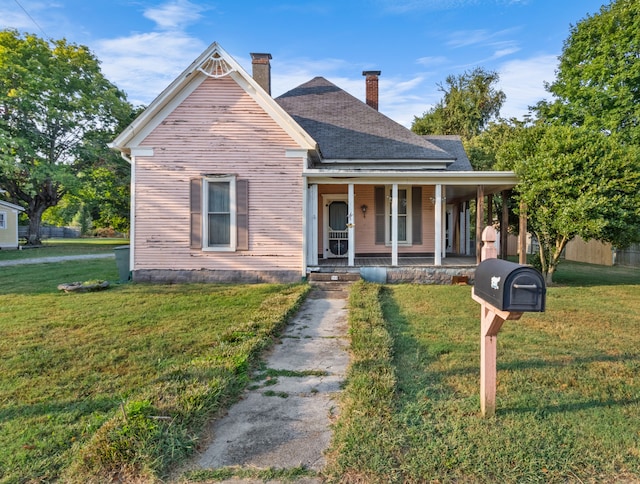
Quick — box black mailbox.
[474,259,546,312]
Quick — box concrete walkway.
[186,286,350,482]
[0,253,115,267]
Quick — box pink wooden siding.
[317,184,436,255]
[133,76,304,272]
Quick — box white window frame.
[385,186,412,246]
[0,211,6,229]
[203,175,236,251]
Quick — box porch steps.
[307,272,361,299]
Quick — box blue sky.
[3,0,607,127]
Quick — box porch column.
[392,183,398,266]
[519,201,527,264]
[307,183,318,266]
[434,184,442,266]
[348,183,355,267]
[501,190,509,259]
[476,185,485,264]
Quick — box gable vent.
[198,51,235,78]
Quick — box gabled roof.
[0,200,24,212]
[275,77,456,165]
[110,42,318,157]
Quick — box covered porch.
[303,170,521,278]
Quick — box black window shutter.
[412,186,422,245]
[190,178,202,249]
[236,179,248,251]
[375,186,385,245]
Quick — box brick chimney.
[250,53,272,95]
[362,70,381,110]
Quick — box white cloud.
[416,56,448,67]
[144,0,206,31]
[93,0,209,106]
[96,32,206,106]
[497,54,558,119]
[447,27,520,49]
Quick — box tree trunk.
[545,266,555,286]
[25,204,46,246]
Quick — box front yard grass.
[327,263,640,483]
[0,258,308,483]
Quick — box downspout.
[120,151,135,279]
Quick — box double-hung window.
[386,186,411,245]
[204,176,236,250]
[0,211,6,229]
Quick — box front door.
[323,197,349,258]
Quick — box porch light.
[360,204,368,217]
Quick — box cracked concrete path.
[188,287,350,481]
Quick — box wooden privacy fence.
[564,237,640,268]
[18,226,81,239]
[616,244,640,267]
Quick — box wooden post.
[519,201,527,265]
[487,194,493,228]
[501,190,509,259]
[473,226,522,417]
[476,185,484,264]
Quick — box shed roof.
[276,77,456,164]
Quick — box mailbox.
[474,259,546,312]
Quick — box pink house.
[110,42,518,283]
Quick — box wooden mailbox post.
[472,226,546,416]
[472,226,522,417]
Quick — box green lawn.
[0,253,308,483]
[326,262,640,483]
[3,246,639,483]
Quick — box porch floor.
[313,256,476,268]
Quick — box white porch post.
[348,183,355,267]
[442,191,447,261]
[434,184,443,266]
[466,203,472,255]
[307,183,318,266]
[392,183,398,266]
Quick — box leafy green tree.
[497,125,640,284]
[0,30,131,244]
[535,0,640,142]
[464,118,531,170]
[412,67,506,140]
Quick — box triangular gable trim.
[110,42,318,157]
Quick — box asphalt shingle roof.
[424,135,473,171]
[276,77,458,163]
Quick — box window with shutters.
[190,176,248,252]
